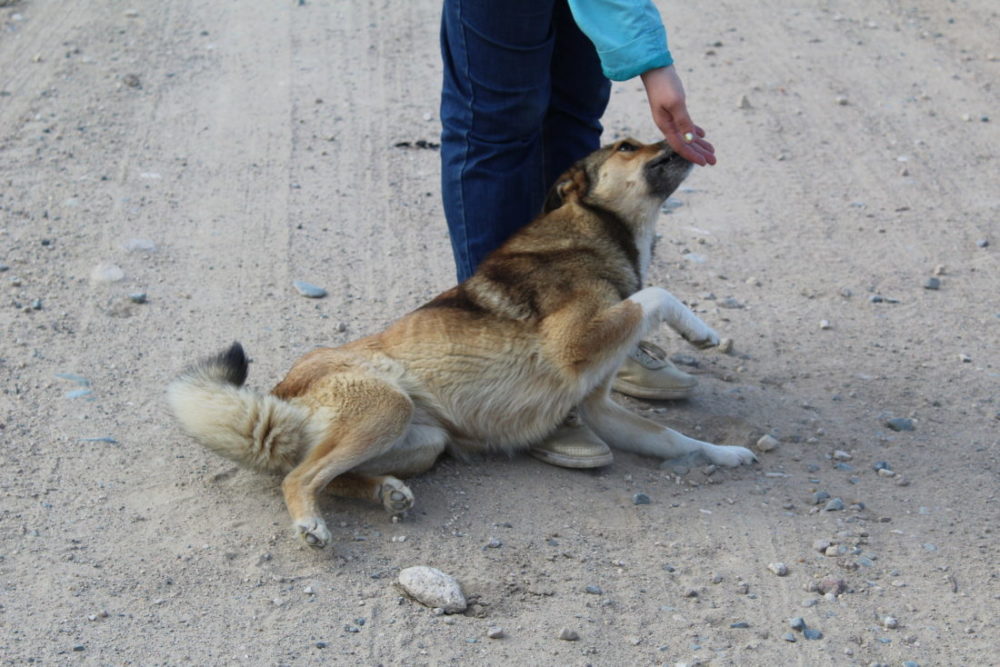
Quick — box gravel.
[768,562,789,576]
[886,417,915,432]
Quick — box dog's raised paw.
[378,477,414,515]
[295,517,332,549]
[703,444,757,467]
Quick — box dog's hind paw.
[295,517,332,549]
[377,477,414,515]
[703,444,757,467]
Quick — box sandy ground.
[1,0,998,664]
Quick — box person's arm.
[567,0,716,165]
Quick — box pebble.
[789,617,806,631]
[293,280,327,298]
[768,562,788,576]
[782,632,797,642]
[487,626,504,639]
[585,585,603,595]
[315,641,327,649]
[558,628,579,641]
[811,491,831,505]
[718,296,744,309]
[903,662,919,667]
[738,94,753,109]
[817,577,846,595]
[0,263,8,272]
[91,262,125,283]
[729,621,749,629]
[632,492,651,505]
[813,539,832,553]
[958,353,972,363]
[486,537,502,548]
[718,337,734,353]
[923,277,940,290]
[803,627,823,640]
[819,319,831,330]
[886,418,915,432]
[835,96,849,105]
[976,239,989,248]
[877,468,895,478]
[397,566,466,613]
[883,616,899,629]
[873,461,892,472]
[824,498,844,512]
[756,434,779,452]
[122,238,157,252]
[832,450,852,461]
[128,292,148,304]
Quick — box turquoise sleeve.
[567,0,674,81]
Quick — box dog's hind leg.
[324,473,415,514]
[580,388,756,467]
[281,380,414,549]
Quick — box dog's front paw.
[295,517,332,549]
[377,477,414,515]
[703,444,757,467]
[684,325,720,349]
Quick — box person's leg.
[543,1,612,188]
[440,0,557,283]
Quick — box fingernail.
[683,132,694,143]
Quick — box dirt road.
[1,0,997,664]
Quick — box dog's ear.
[542,165,590,214]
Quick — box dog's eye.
[617,142,638,153]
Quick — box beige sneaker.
[529,410,614,469]
[612,340,697,400]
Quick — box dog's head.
[543,138,692,218]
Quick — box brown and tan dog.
[167,138,756,548]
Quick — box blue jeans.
[440,0,612,282]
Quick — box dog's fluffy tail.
[167,342,323,473]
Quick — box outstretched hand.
[640,66,716,166]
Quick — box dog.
[167,138,756,549]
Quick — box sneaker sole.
[612,378,694,401]
[528,449,614,469]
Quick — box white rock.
[768,562,789,576]
[398,566,466,613]
[91,262,125,283]
[756,435,779,452]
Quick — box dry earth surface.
[1,0,998,665]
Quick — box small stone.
[768,562,788,576]
[315,641,327,649]
[819,319,832,330]
[803,627,823,640]
[738,94,753,109]
[755,435,779,452]
[886,418,915,432]
[923,277,940,290]
[293,280,327,298]
[877,468,895,478]
[824,498,845,512]
[397,566,466,613]
[813,539,832,553]
[873,461,892,471]
[585,585,603,595]
[91,262,125,283]
[128,292,148,304]
[976,239,989,248]
[903,662,919,667]
[958,354,972,363]
[303,586,314,595]
[718,337,734,353]
[835,96,849,105]
[487,626,504,639]
[558,628,579,641]
[729,621,749,628]
[832,450,852,461]
[783,632,797,642]
[122,73,141,88]
[486,537,502,548]
[736,582,749,594]
[122,238,157,252]
[811,491,831,505]
[30,298,43,310]
[683,588,699,598]
[718,296,744,309]
[817,577,846,595]
[73,645,86,652]
[825,545,841,557]
[789,617,806,631]
[883,616,899,629]
[632,492,651,505]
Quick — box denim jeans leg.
[440,0,557,283]
[544,1,612,189]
